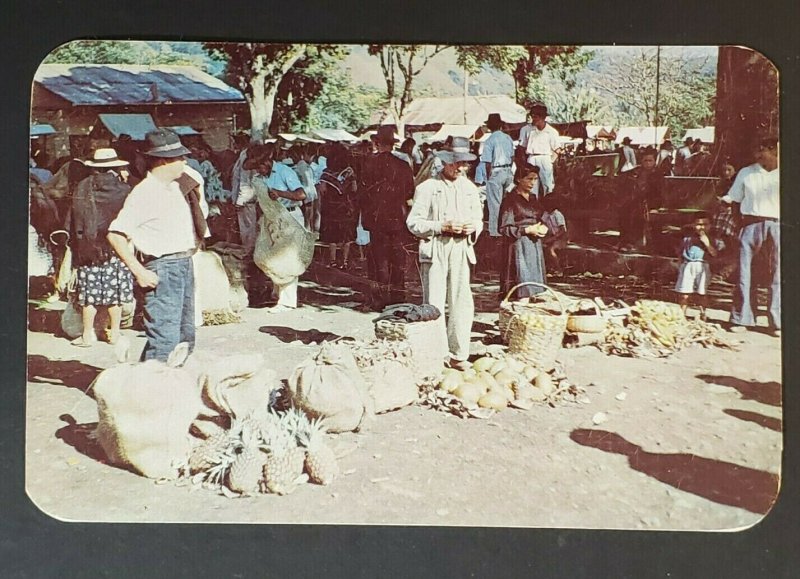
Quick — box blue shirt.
[261,161,304,210]
[480,131,514,167]
[681,235,706,262]
[311,156,327,184]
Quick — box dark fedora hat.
[485,113,504,127]
[372,125,399,145]
[142,128,191,158]
[530,103,548,117]
[621,136,632,144]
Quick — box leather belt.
[139,248,196,265]
[493,164,512,169]
[742,215,778,225]
[530,153,550,156]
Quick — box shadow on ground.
[258,325,349,344]
[723,409,782,432]
[570,428,779,515]
[27,355,102,398]
[55,414,110,464]
[696,374,782,407]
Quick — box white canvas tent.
[426,124,481,143]
[615,126,669,146]
[312,128,360,143]
[681,127,715,144]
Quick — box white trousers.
[420,237,474,361]
[275,276,299,308]
[528,155,555,193]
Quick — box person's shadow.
[570,428,779,515]
[696,374,782,407]
[258,325,346,345]
[27,355,103,398]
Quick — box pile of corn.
[600,300,738,358]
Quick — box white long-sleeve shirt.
[726,162,779,219]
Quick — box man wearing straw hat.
[108,129,208,362]
[407,142,484,371]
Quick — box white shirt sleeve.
[726,167,747,204]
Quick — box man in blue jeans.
[108,129,208,361]
[726,136,780,337]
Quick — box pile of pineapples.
[183,408,339,497]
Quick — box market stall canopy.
[371,95,526,128]
[586,125,616,140]
[167,125,201,136]
[311,128,360,142]
[682,126,715,144]
[34,64,245,106]
[426,124,481,143]
[615,126,670,146]
[96,113,157,140]
[30,124,56,137]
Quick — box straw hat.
[84,148,129,168]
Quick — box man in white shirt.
[108,129,209,361]
[727,137,780,336]
[620,137,638,173]
[524,104,560,195]
[407,146,483,370]
[481,114,515,237]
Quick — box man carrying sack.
[108,129,209,362]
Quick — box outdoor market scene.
[26,42,781,529]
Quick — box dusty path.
[25,271,782,529]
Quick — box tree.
[367,44,448,136]
[203,43,309,142]
[593,48,715,138]
[44,40,204,67]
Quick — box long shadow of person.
[27,355,103,398]
[696,374,782,407]
[259,325,346,345]
[570,428,779,515]
[723,409,782,433]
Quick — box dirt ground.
[25,265,782,530]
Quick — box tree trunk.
[248,71,269,143]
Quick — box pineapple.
[227,419,266,494]
[262,422,305,495]
[298,418,339,485]
[188,428,233,474]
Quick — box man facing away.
[406,144,483,371]
[524,104,560,195]
[360,126,415,309]
[107,129,209,362]
[481,113,515,238]
[727,136,780,337]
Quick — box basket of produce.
[501,283,567,371]
[374,304,448,380]
[566,299,607,334]
[499,282,563,338]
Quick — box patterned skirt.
[75,255,134,307]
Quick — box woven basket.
[501,282,567,371]
[374,316,448,380]
[499,282,563,338]
[566,300,607,334]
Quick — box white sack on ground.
[192,250,235,327]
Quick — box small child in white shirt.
[541,194,567,277]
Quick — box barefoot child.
[541,194,567,277]
[675,214,717,320]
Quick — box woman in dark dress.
[499,163,549,299]
[318,143,358,269]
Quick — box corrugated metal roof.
[615,126,669,146]
[372,95,527,127]
[682,127,715,143]
[34,64,244,106]
[97,113,157,140]
[30,124,56,137]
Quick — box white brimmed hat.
[84,148,129,168]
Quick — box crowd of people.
[28,103,780,368]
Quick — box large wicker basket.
[374,316,448,380]
[500,282,567,371]
[566,300,607,334]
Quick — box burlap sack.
[193,353,279,419]
[93,343,204,479]
[207,242,249,313]
[252,184,315,286]
[288,343,374,433]
[192,250,235,326]
[360,359,418,414]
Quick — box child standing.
[541,194,568,277]
[675,214,717,320]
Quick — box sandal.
[340,260,350,270]
[329,261,339,269]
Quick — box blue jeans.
[141,256,195,362]
[731,220,780,329]
[486,167,514,236]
